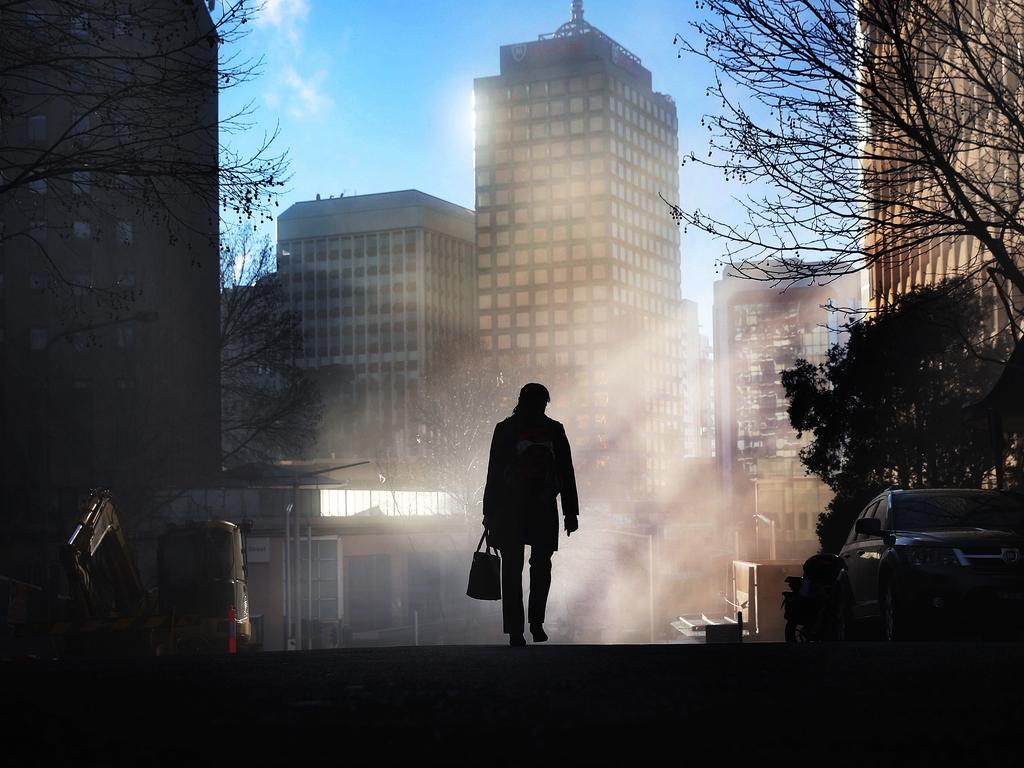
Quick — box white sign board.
[246,537,271,564]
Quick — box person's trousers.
[501,545,554,634]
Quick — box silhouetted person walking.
[483,383,579,646]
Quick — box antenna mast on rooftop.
[571,1,584,22]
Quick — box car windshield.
[894,493,1024,531]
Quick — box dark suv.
[839,488,1024,639]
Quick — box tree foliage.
[678,0,1024,336]
[782,281,1004,551]
[220,226,320,467]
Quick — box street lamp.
[596,528,655,643]
[283,461,369,651]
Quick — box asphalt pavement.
[5,642,1022,766]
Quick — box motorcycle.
[782,553,850,642]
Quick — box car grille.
[958,548,1024,573]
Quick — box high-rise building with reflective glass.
[474,3,685,511]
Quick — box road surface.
[5,642,1022,765]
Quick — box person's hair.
[513,382,550,415]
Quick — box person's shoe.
[509,633,526,647]
[530,623,548,642]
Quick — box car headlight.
[904,547,963,567]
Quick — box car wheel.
[827,599,848,642]
[882,579,903,641]
[785,621,806,642]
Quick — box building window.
[116,221,133,245]
[29,328,48,350]
[28,115,47,142]
[72,171,91,195]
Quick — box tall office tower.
[1,1,220,580]
[859,2,1023,328]
[679,300,702,458]
[697,334,715,459]
[713,267,860,556]
[277,191,476,457]
[474,2,685,513]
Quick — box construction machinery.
[57,489,251,655]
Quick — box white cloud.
[255,0,310,43]
[280,65,332,118]
[253,1,332,120]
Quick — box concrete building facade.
[473,3,686,511]
[276,191,476,456]
[0,1,220,584]
[713,268,860,557]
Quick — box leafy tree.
[782,281,1004,551]
[220,226,321,466]
[676,0,1024,337]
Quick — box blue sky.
[221,0,741,332]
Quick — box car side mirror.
[855,517,882,537]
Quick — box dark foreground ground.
[5,642,1023,766]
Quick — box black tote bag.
[466,530,501,600]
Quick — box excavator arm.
[60,490,147,620]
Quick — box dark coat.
[482,414,579,552]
